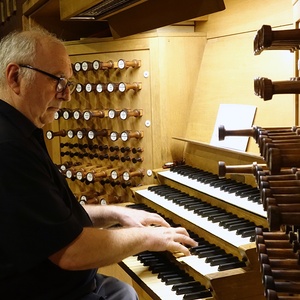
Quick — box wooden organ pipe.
[254,77,300,101]
[83,109,107,120]
[87,129,109,140]
[84,83,105,93]
[259,252,300,269]
[108,109,121,119]
[267,204,300,231]
[75,165,105,181]
[91,60,114,71]
[73,60,115,72]
[119,108,143,120]
[218,125,257,141]
[257,171,299,188]
[218,124,299,144]
[219,125,300,174]
[117,59,141,69]
[268,148,300,174]
[75,83,84,93]
[106,82,118,93]
[120,130,144,141]
[120,146,144,153]
[265,288,300,300]
[254,24,300,55]
[46,129,66,140]
[118,82,142,92]
[86,168,114,183]
[261,141,300,161]
[218,160,267,177]
[78,191,105,205]
[109,146,119,152]
[60,108,73,120]
[73,109,84,120]
[122,169,145,181]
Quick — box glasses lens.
[57,78,76,94]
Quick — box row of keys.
[46,129,144,141]
[55,108,143,120]
[75,82,142,94]
[73,59,141,72]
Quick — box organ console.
[35,2,300,295]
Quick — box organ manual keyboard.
[117,138,268,300]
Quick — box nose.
[57,87,71,102]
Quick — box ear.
[6,63,21,94]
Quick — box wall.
[184,0,295,154]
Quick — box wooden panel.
[195,0,294,39]
[185,30,295,154]
[293,0,300,23]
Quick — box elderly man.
[0,28,196,299]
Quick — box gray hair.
[0,28,63,89]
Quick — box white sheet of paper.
[210,104,257,151]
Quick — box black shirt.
[0,100,97,299]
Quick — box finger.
[176,233,198,248]
[143,214,171,228]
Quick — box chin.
[40,114,55,126]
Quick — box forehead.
[35,38,72,76]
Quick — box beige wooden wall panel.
[184,0,295,155]
[196,0,293,38]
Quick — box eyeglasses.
[19,64,76,94]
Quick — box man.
[0,28,197,299]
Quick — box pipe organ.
[39,19,300,300]
[29,0,299,299]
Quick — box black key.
[172,280,203,291]
[176,284,207,295]
[166,276,193,285]
[218,260,246,271]
[183,289,212,300]
[210,256,239,266]
[205,253,233,263]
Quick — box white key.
[159,170,267,218]
[136,189,252,247]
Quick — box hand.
[117,206,170,228]
[84,204,171,228]
[145,226,198,256]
